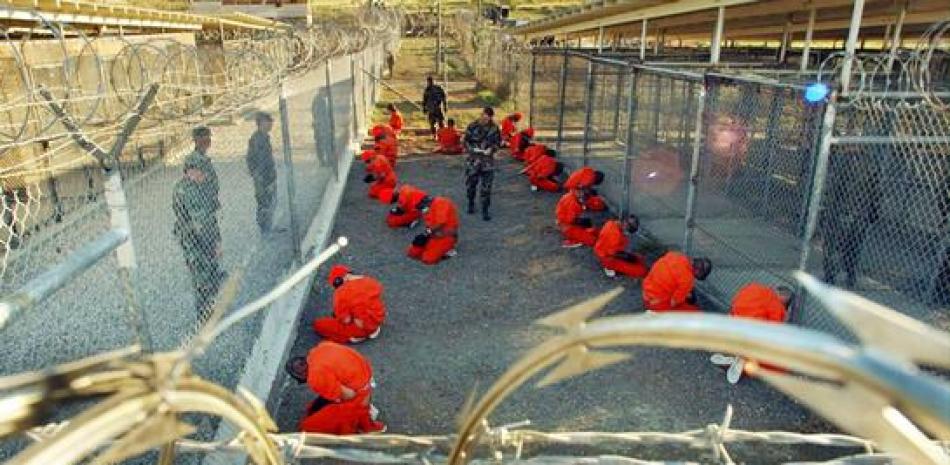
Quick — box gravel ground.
[271,152,848,463]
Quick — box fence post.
[324,58,339,181]
[612,67,624,140]
[581,59,595,166]
[682,76,708,253]
[794,93,838,323]
[555,48,569,153]
[278,81,302,263]
[350,55,359,138]
[621,67,639,217]
[528,52,537,127]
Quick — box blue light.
[804,82,830,103]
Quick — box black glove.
[390,206,405,215]
[412,233,430,247]
[587,188,599,196]
[615,251,638,262]
[574,217,593,228]
[363,174,375,183]
[686,292,697,305]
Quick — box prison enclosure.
[0,12,400,401]
[517,47,949,339]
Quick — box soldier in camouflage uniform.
[174,126,225,322]
[463,107,502,221]
[246,112,277,233]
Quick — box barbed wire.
[25,416,887,465]
[0,6,402,168]
[815,19,950,108]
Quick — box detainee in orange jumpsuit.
[432,118,464,154]
[387,104,404,135]
[522,142,548,165]
[370,124,398,166]
[711,283,792,383]
[641,251,712,312]
[286,341,385,434]
[510,128,535,160]
[556,190,600,248]
[564,167,607,211]
[380,184,428,228]
[500,112,523,145]
[525,152,564,192]
[594,215,648,278]
[364,153,396,200]
[312,264,386,344]
[407,195,459,265]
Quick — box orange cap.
[360,150,376,162]
[370,125,385,138]
[513,112,524,121]
[524,127,535,137]
[327,264,350,287]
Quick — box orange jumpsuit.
[298,342,383,434]
[407,196,459,265]
[501,115,519,143]
[366,156,396,200]
[435,127,464,154]
[389,110,404,134]
[594,220,647,278]
[556,192,600,246]
[371,125,399,166]
[312,276,386,343]
[564,167,606,211]
[522,144,546,165]
[642,251,700,312]
[386,184,427,228]
[730,283,788,374]
[526,156,561,192]
[510,129,534,160]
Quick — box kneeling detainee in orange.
[594,215,647,279]
[286,342,385,434]
[556,190,600,248]
[710,283,792,383]
[642,251,712,312]
[381,184,427,228]
[406,195,459,265]
[312,264,386,344]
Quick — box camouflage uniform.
[173,157,224,321]
[463,120,502,218]
[246,129,277,232]
[183,149,219,200]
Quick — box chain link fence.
[450,11,530,109]
[0,8,398,388]
[528,48,950,338]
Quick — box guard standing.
[246,112,277,233]
[463,107,502,221]
[173,154,225,323]
[422,76,447,137]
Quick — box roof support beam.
[516,0,756,39]
[710,6,724,64]
[800,3,816,72]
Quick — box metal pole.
[797,94,837,274]
[839,0,866,96]
[779,17,792,64]
[683,79,708,253]
[555,48,569,153]
[621,68,639,218]
[528,52,537,127]
[350,55,359,137]
[597,25,604,53]
[639,19,647,61]
[612,66,624,139]
[278,82,302,262]
[437,0,443,74]
[710,6,725,65]
[581,60,595,166]
[0,229,129,329]
[886,1,906,71]
[324,59,339,181]
[653,30,661,56]
[801,5,817,73]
